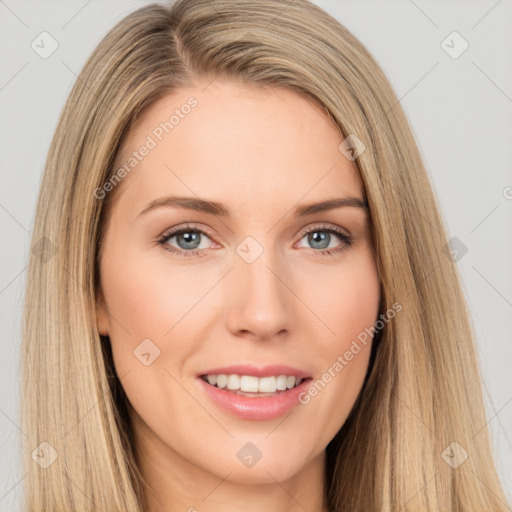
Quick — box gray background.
[1,0,511,510]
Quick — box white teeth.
[216,374,227,389]
[258,376,276,393]
[240,375,259,392]
[226,374,240,390]
[203,374,304,393]
[276,375,287,391]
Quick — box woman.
[21,0,509,510]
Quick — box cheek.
[98,246,189,388]
[99,242,226,415]
[327,267,379,341]
[100,244,209,343]
[305,248,380,347]
[99,247,209,428]
[295,249,380,428]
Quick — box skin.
[96,80,380,512]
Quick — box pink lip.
[197,364,311,379]
[196,367,312,421]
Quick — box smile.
[200,374,304,395]
[196,365,313,421]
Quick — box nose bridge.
[226,236,293,339]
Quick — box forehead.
[111,80,363,217]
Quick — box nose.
[225,246,295,342]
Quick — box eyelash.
[157,222,353,258]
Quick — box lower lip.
[197,377,312,421]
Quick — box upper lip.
[198,364,312,379]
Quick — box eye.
[157,222,353,258]
[296,223,353,256]
[157,223,214,258]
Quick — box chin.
[214,458,307,485]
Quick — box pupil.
[309,231,329,249]
[178,232,200,249]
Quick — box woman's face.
[97,80,380,486]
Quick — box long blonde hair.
[21,0,509,510]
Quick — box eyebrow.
[138,195,369,218]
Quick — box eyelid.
[294,223,353,253]
[158,222,216,243]
[299,223,351,239]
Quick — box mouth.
[199,373,307,397]
[196,365,313,421]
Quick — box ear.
[96,286,110,336]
